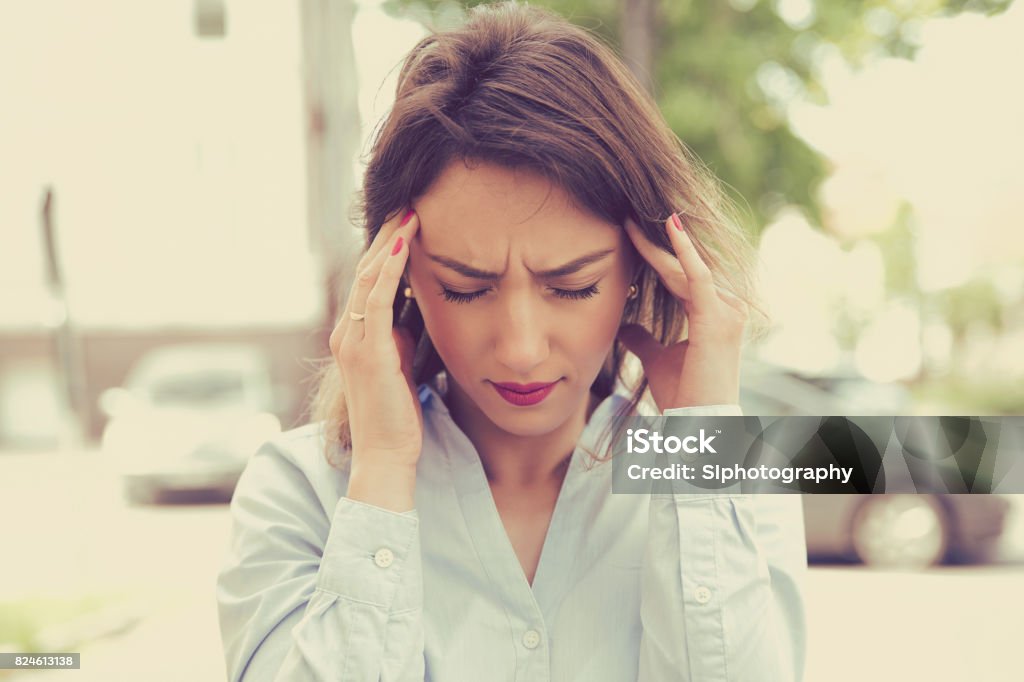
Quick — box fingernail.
[400,209,415,226]
[391,236,404,255]
[671,213,683,231]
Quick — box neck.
[444,380,601,488]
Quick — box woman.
[217,2,807,680]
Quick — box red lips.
[492,382,557,393]
[490,380,560,407]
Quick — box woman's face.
[406,160,637,438]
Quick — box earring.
[403,286,415,299]
[626,283,638,300]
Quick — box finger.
[364,231,411,343]
[364,212,419,339]
[665,213,717,310]
[336,208,411,345]
[342,211,421,343]
[339,231,396,350]
[331,209,417,370]
[355,207,416,273]
[623,217,692,300]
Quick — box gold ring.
[349,311,366,321]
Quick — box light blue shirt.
[217,380,807,681]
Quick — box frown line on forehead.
[425,248,616,281]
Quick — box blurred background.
[1,0,1022,680]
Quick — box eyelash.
[440,284,601,305]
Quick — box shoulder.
[232,421,349,522]
[267,420,338,467]
[254,421,342,476]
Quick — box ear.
[621,221,644,285]
[626,249,646,293]
[400,267,414,297]
[629,259,643,286]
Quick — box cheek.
[588,300,628,349]
[407,283,474,358]
[561,294,628,365]
[592,267,632,339]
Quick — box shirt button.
[694,585,712,604]
[522,629,542,649]
[373,548,394,568]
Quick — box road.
[0,450,230,680]
[2,450,1023,681]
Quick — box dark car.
[802,493,1009,568]
[739,360,1011,568]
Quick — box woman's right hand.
[329,208,422,510]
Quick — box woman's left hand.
[618,213,749,411]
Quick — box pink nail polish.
[391,236,404,256]
[671,213,683,231]
[400,209,415,226]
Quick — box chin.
[489,411,567,438]
[480,386,581,437]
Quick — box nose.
[492,289,550,377]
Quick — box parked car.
[802,493,1010,568]
[99,343,285,504]
[739,359,1011,568]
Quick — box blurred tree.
[871,202,919,298]
[380,0,1014,234]
[620,0,656,86]
[936,279,1005,340]
[301,0,364,350]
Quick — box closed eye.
[440,284,601,304]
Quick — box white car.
[99,343,284,504]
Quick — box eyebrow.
[425,248,616,281]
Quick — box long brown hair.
[305,0,767,467]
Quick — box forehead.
[413,161,619,255]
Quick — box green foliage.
[870,202,919,297]
[911,374,1024,413]
[0,594,117,654]
[935,279,1006,336]
[381,0,1014,233]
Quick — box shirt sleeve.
[638,404,808,682]
[216,438,425,681]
